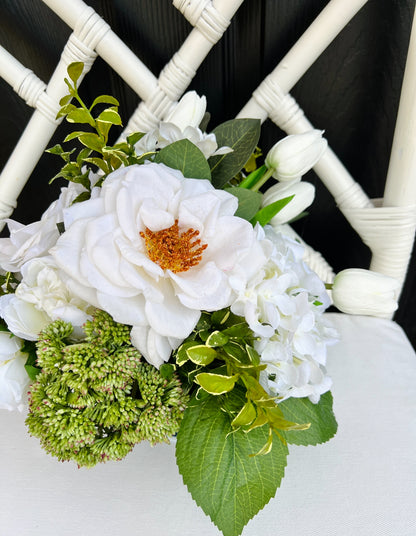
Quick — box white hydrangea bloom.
[230,225,336,403]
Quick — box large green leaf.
[176,389,288,536]
[209,119,261,188]
[279,391,337,446]
[155,139,211,180]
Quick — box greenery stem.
[250,167,275,192]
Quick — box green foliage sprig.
[47,62,149,202]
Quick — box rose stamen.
[140,219,207,273]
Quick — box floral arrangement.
[0,63,338,536]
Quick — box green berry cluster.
[26,311,188,467]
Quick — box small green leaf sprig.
[48,62,148,203]
[174,309,309,456]
[26,311,189,467]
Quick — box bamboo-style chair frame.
[0,0,415,316]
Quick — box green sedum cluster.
[26,311,188,467]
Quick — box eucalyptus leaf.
[209,119,261,188]
[154,139,211,180]
[224,187,262,221]
[176,389,288,536]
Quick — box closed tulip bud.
[262,180,315,225]
[331,268,399,316]
[164,91,207,131]
[265,130,327,182]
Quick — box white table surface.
[1,313,416,536]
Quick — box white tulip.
[164,91,206,131]
[0,331,30,411]
[262,181,315,225]
[265,130,327,182]
[331,268,399,315]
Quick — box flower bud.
[265,130,327,182]
[262,181,315,225]
[164,91,207,131]
[331,268,399,316]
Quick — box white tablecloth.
[1,313,416,535]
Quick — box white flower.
[51,162,257,367]
[0,294,50,340]
[15,256,93,328]
[331,268,399,315]
[135,92,231,159]
[265,130,327,182]
[230,225,334,403]
[164,91,206,131]
[0,331,30,411]
[0,181,89,272]
[262,180,315,224]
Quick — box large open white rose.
[51,163,257,367]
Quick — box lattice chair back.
[1,0,416,319]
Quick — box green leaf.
[195,372,239,395]
[83,157,110,174]
[90,95,120,110]
[154,139,211,181]
[78,133,104,153]
[56,103,77,119]
[224,187,262,221]
[186,345,218,366]
[250,195,294,226]
[66,108,95,126]
[279,391,338,446]
[63,131,91,143]
[176,389,288,536]
[239,164,267,189]
[67,62,84,84]
[97,108,122,125]
[205,330,229,347]
[126,132,145,146]
[59,94,72,106]
[209,119,261,188]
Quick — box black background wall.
[1,0,415,347]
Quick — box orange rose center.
[140,219,207,273]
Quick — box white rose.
[0,181,88,272]
[0,331,30,411]
[16,256,92,327]
[0,294,50,340]
[52,162,257,366]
